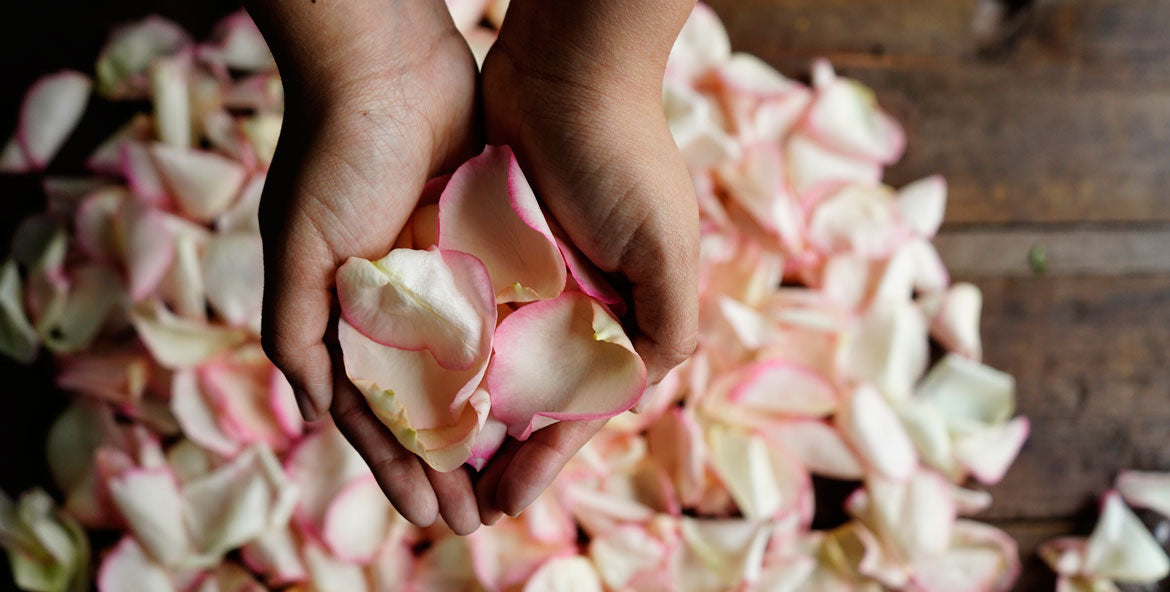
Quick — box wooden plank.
[965,275,1170,520]
[706,0,1170,224]
[935,227,1170,276]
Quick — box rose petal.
[468,412,508,471]
[12,71,92,170]
[954,417,1030,485]
[321,476,398,564]
[337,248,495,371]
[130,301,249,369]
[897,175,947,238]
[0,260,39,363]
[150,144,247,222]
[837,385,918,481]
[760,420,864,480]
[786,133,882,198]
[931,283,983,361]
[96,16,191,98]
[728,360,838,418]
[588,525,668,590]
[107,467,189,565]
[677,517,772,589]
[487,292,647,439]
[200,11,275,72]
[666,3,731,82]
[150,56,192,148]
[202,231,263,331]
[116,198,176,302]
[917,354,1015,433]
[303,540,370,592]
[97,537,173,592]
[523,555,603,592]
[38,264,123,355]
[339,319,490,471]
[438,145,566,303]
[240,525,307,586]
[807,183,902,258]
[805,64,905,164]
[284,427,370,534]
[843,299,929,402]
[88,114,153,174]
[1085,490,1170,583]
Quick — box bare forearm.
[243,0,455,96]
[497,0,696,85]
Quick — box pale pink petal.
[910,520,1020,592]
[895,398,958,477]
[786,133,882,198]
[96,16,191,98]
[760,420,864,480]
[1085,491,1170,583]
[954,417,1030,485]
[523,555,603,592]
[241,113,281,167]
[129,301,249,369]
[200,11,275,72]
[203,231,263,331]
[121,141,170,206]
[837,386,918,481]
[646,407,708,507]
[0,137,30,173]
[917,354,1015,432]
[952,486,994,516]
[199,349,292,452]
[13,71,92,170]
[38,264,123,354]
[150,144,247,222]
[1117,471,1170,519]
[805,72,905,164]
[469,519,575,590]
[321,476,398,564]
[97,536,173,592]
[1039,537,1089,577]
[336,249,495,371]
[116,198,175,302]
[44,177,113,216]
[729,360,838,418]
[240,525,307,586]
[438,145,566,303]
[807,183,902,258]
[338,319,490,471]
[677,517,772,589]
[182,445,286,556]
[284,427,370,533]
[468,413,508,471]
[843,300,929,402]
[931,283,984,361]
[588,525,668,590]
[555,237,623,308]
[897,175,947,238]
[55,348,150,407]
[369,539,416,592]
[663,82,741,168]
[487,292,647,439]
[107,467,189,565]
[215,174,264,233]
[303,539,371,592]
[74,189,124,262]
[269,369,304,440]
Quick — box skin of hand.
[246,0,485,533]
[473,0,701,523]
[248,0,699,532]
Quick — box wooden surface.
[2,0,1169,590]
[704,0,1170,589]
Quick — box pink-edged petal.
[15,71,92,170]
[487,292,647,439]
[74,189,124,263]
[0,260,39,363]
[269,369,304,440]
[1118,471,1170,519]
[369,539,416,592]
[198,350,292,453]
[954,417,1030,485]
[284,427,370,533]
[240,525,307,586]
[555,237,623,308]
[336,248,496,371]
[677,517,772,589]
[895,398,958,478]
[438,146,566,303]
[715,53,802,98]
[910,520,1020,592]
[897,175,947,238]
[786,133,882,198]
[663,81,741,168]
[338,319,489,471]
[121,141,170,206]
[522,555,603,592]
[930,283,983,361]
[158,220,209,321]
[729,360,838,418]
[150,144,247,222]
[646,407,708,507]
[116,199,175,302]
[321,476,398,564]
[200,11,276,72]
[760,420,864,481]
[843,300,929,402]
[588,525,668,590]
[805,73,905,165]
[469,519,576,590]
[917,354,1015,433]
[215,174,264,233]
[97,536,173,592]
[837,385,918,481]
[107,467,189,565]
[182,445,285,557]
[706,425,784,519]
[129,301,249,369]
[807,183,902,258]
[96,16,191,98]
[55,348,150,406]
[202,231,263,331]
[468,413,508,471]
[1085,490,1170,583]
[150,56,192,148]
[303,539,371,592]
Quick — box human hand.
[473,0,701,522]
[246,0,484,532]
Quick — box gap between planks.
[935,226,1170,277]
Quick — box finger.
[330,371,438,527]
[474,438,522,525]
[497,419,606,516]
[425,465,480,535]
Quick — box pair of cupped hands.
[246,0,699,534]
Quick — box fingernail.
[481,508,503,526]
[294,388,319,422]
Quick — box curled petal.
[807,183,902,258]
[930,283,983,361]
[6,71,92,171]
[97,537,173,592]
[336,249,496,371]
[116,199,175,302]
[321,476,399,564]
[0,260,39,363]
[729,360,838,418]
[837,386,917,481]
[523,555,603,592]
[283,427,370,533]
[149,144,247,222]
[917,354,1015,433]
[200,11,275,72]
[130,301,249,369]
[760,420,864,481]
[897,175,947,238]
[487,292,647,439]
[107,467,189,565]
[338,319,489,472]
[1118,471,1170,519]
[96,16,191,98]
[954,417,1030,485]
[203,231,264,331]
[438,145,566,303]
[805,68,905,164]
[1085,491,1170,583]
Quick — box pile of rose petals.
[0,2,1052,591]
